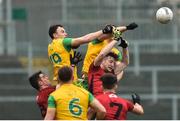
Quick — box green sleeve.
[48,95,56,108]
[117,52,122,61]
[91,38,103,45]
[88,92,94,103]
[63,38,73,52]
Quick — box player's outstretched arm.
[120,38,129,66]
[71,25,114,47]
[114,22,138,33]
[131,93,144,115]
[115,37,129,75]
[44,108,56,120]
[93,31,122,66]
[118,22,138,31]
[97,22,138,41]
[94,39,118,66]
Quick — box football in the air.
[156,7,173,24]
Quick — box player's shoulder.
[96,93,106,99]
[75,84,88,92]
[63,37,73,42]
[49,87,60,96]
[74,84,91,96]
[46,86,56,92]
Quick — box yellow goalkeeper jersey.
[82,39,122,74]
[48,38,78,81]
[48,84,94,120]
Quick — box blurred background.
[0,0,180,119]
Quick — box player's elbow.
[122,60,129,68]
[140,109,144,115]
[101,107,106,114]
[132,104,144,115]
[99,109,106,116]
[137,108,144,115]
[138,104,144,115]
[132,109,144,115]
[96,108,106,120]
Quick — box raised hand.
[102,25,114,34]
[126,22,138,30]
[70,51,83,65]
[132,93,141,104]
[118,37,128,48]
[113,28,122,40]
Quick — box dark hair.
[105,52,118,61]
[100,73,117,89]
[29,71,42,90]
[58,66,73,83]
[48,24,63,39]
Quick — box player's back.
[96,92,134,120]
[48,39,78,80]
[50,84,91,120]
[48,38,71,67]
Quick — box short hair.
[58,66,73,83]
[100,73,117,89]
[105,52,118,61]
[29,71,42,90]
[48,24,63,39]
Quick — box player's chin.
[107,68,113,73]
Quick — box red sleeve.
[36,94,47,118]
[126,100,134,111]
[88,62,100,84]
[36,87,55,118]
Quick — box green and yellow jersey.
[82,39,122,75]
[48,38,78,81]
[48,84,94,120]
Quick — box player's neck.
[104,89,115,94]
[40,85,49,90]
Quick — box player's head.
[100,73,118,90]
[48,24,67,39]
[58,66,73,83]
[101,52,118,73]
[29,71,50,90]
